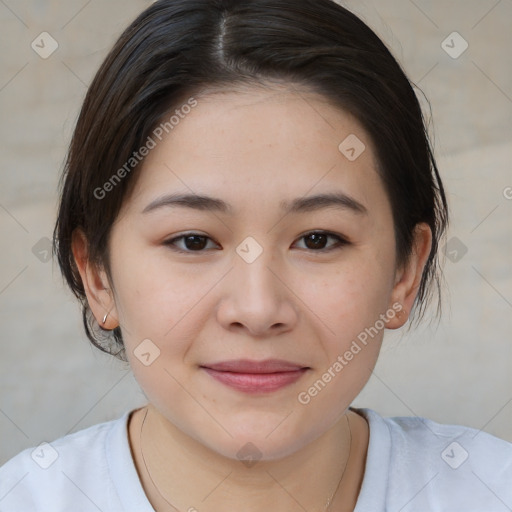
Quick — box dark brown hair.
[52,0,448,360]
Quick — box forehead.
[121,85,386,218]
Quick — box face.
[77,85,425,461]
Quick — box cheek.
[299,250,395,335]
[293,261,388,418]
[109,246,200,343]
[293,247,394,398]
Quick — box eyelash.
[163,231,350,255]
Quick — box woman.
[1,0,510,510]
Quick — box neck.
[128,403,368,512]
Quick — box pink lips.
[201,359,309,393]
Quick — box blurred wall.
[1,0,511,465]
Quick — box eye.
[164,231,349,254]
[164,233,219,253]
[293,231,349,252]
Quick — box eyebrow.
[141,191,368,216]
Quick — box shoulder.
[380,410,512,472]
[354,407,512,512]
[0,412,131,511]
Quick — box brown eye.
[182,235,208,250]
[164,233,218,253]
[295,231,349,252]
[304,233,329,250]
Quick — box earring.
[102,311,109,325]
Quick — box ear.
[71,228,119,330]
[386,223,432,329]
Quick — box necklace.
[323,413,352,511]
[139,408,352,512]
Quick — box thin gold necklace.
[139,408,352,512]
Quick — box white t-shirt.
[1,407,511,511]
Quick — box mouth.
[200,359,310,394]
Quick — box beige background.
[0,0,511,465]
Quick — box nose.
[216,246,299,338]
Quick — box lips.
[201,358,308,373]
[200,359,310,393]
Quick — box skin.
[72,84,432,511]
